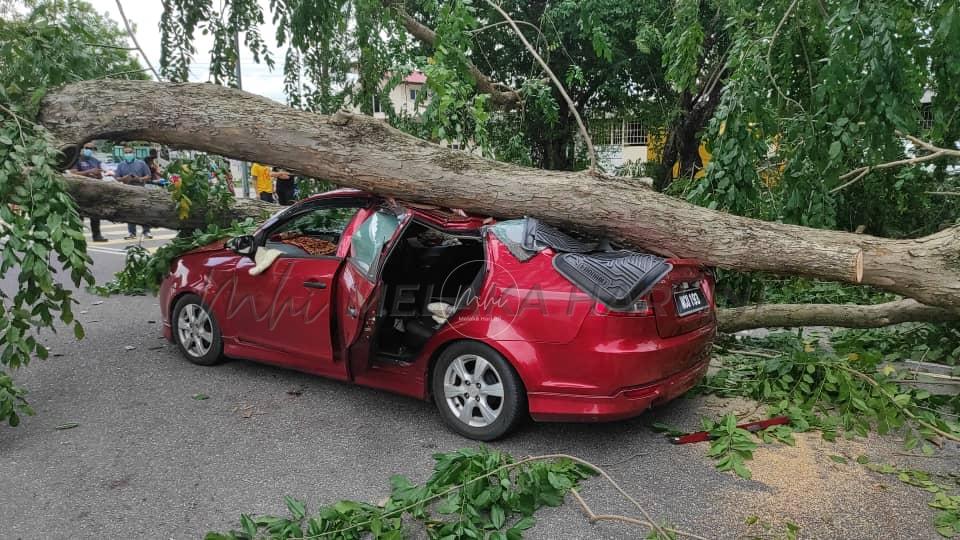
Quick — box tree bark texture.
[38,80,960,312]
[61,172,277,229]
[717,300,958,333]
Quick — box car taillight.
[594,295,654,317]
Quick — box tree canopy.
[156,0,959,230]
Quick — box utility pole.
[235,29,251,198]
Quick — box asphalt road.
[1,222,957,539]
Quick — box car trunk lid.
[650,259,716,338]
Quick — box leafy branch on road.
[205,447,706,540]
[689,331,960,536]
[702,333,959,457]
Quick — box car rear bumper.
[526,354,709,422]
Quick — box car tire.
[172,294,224,366]
[432,341,525,441]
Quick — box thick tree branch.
[37,80,960,311]
[60,172,275,228]
[389,4,521,109]
[717,299,957,333]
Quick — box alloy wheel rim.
[177,304,213,358]
[443,354,504,428]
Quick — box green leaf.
[828,141,842,160]
[732,460,752,480]
[240,514,257,537]
[513,516,535,531]
[73,322,84,340]
[61,236,74,257]
[828,455,848,464]
[284,496,306,520]
[491,504,505,529]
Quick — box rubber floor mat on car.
[553,251,672,309]
[521,217,598,253]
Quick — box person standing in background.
[144,148,162,182]
[275,167,296,205]
[114,145,153,240]
[250,162,280,202]
[69,142,108,242]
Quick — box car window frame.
[346,208,409,282]
[256,197,372,260]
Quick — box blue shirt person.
[69,143,107,242]
[115,145,153,240]
[115,156,152,184]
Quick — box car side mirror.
[226,234,256,256]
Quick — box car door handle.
[303,281,327,289]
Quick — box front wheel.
[172,294,224,366]
[432,342,525,441]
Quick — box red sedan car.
[159,189,716,440]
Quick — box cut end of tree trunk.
[855,249,864,283]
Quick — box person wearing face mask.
[69,142,108,242]
[114,145,154,240]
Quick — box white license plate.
[674,289,707,316]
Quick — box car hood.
[183,239,229,256]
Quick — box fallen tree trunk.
[61,172,277,228]
[58,172,956,332]
[38,80,960,312]
[717,300,958,333]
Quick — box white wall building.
[368,71,427,119]
[588,118,651,170]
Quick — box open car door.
[336,209,406,372]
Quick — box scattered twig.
[84,42,138,51]
[831,132,960,193]
[926,191,960,196]
[114,0,162,81]
[483,0,598,172]
[0,102,29,145]
[468,20,546,43]
[570,489,710,540]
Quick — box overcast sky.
[88,0,288,102]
